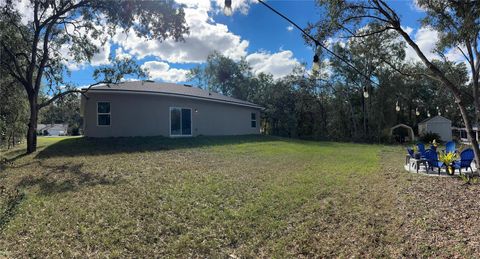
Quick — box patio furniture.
[406,147,414,165]
[417,143,427,158]
[409,157,428,173]
[453,148,474,175]
[445,141,456,154]
[425,149,444,174]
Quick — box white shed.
[418,115,452,141]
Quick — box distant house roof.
[418,115,451,125]
[83,81,263,109]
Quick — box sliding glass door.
[170,107,192,136]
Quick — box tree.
[188,52,256,101]
[0,78,29,148]
[38,92,82,135]
[328,26,405,140]
[312,0,480,166]
[0,0,188,153]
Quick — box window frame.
[251,112,257,128]
[97,101,111,127]
[169,107,192,137]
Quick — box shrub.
[420,132,442,144]
[69,127,80,136]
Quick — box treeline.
[189,34,470,143]
[1,30,470,146]
[0,77,81,148]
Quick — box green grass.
[0,136,405,257]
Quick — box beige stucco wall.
[81,91,261,137]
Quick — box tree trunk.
[457,102,480,171]
[26,98,38,154]
[362,94,367,139]
[349,99,357,139]
[7,132,11,150]
[473,74,480,127]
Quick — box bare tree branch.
[340,24,394,38]
[38,81,109,109]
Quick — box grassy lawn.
[0,135,477,257]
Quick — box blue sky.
[54,0,447,88]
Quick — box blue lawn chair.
[453,148,474,175]
[445,141,456,154]
[425,149,444,174]
[406,147,415,166]
[417,143,427,158]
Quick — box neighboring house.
[452,125,480,143]
[37,123,68,136]
[418,115,452,141]
[80,81,263,138]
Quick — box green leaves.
[93,57,147,84]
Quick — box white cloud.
[286,25,294,32]
[113,1,249,63]
[405,27,439,62]
[402,27,471,79]
[213,0,254,15]
[402,26,414,36]
[60,40,111,71]
[90,41,111,66]
[115,47,132,60]
[445,47,467,63]
[2,0,34,24]
[141,61,189,83]
[246,50,300,79]
[57,20,112,70]
[410,0,426,12]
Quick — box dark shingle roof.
[84,81,263,109]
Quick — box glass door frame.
[169,107,193,137]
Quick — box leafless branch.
[340,24,394,38]
[38,81,110,109]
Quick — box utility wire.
[257,0,380,87]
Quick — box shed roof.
[83,81,263,109]
[418,115,451,125]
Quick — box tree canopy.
[0,0,189,153]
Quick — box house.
[37,124,68,136]
[80,81,263,138]
[418,115,452,141]
[452,125,480,143]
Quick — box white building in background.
[452,126,480,143]
[37,124,68,136]
[418,115,452,142]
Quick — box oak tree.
[0,0,188,153]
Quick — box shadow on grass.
[0,188,25,231]
[16,162,122,195]
[1,150,28,164]
[36,135,279,159]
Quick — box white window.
[97,102,111,126]
[170,107,192,136]
[251,112,257,128]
